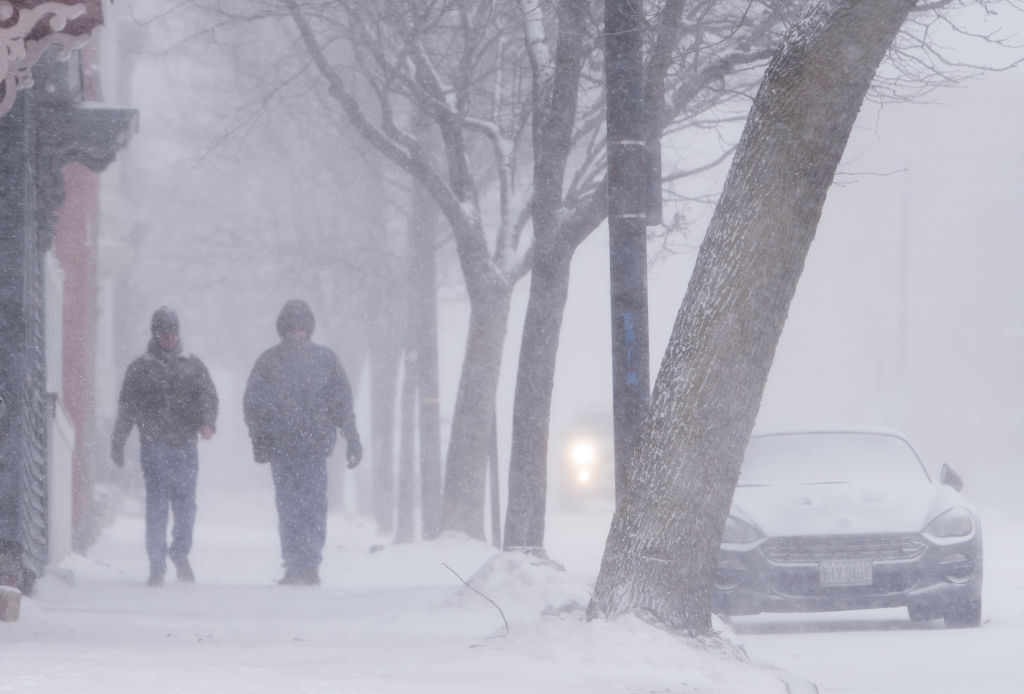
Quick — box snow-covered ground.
[0,489,804,694]
[6,482,1022,693]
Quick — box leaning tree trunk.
[441,289,512,539]
[588,0,917,637]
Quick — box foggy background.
[554,71,1024,517]
[94,3,1024,529]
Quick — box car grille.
[761,534,927,564]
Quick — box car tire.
[907,604,939,623]
[943,596,982,628]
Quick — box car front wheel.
[907,604,940,623]
[943,596,982,628]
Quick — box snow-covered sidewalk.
[1,488,808,693]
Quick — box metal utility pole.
[605,0,650,505]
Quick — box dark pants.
[140,440,198,575]
[270,456,327,573]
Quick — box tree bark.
[502,0,702,551]
[441,290,512,539]
[504,237,572,549]
[503,0,588,550]
[588,0,916,637]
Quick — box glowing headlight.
[569,439,597,467]
[923,507,975,540]
[722,516,761,544]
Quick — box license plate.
[819,559,873,586]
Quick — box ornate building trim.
[0,1,103,117]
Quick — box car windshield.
[739,432,930,486]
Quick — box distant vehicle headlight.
[722,516,761,544]
[568,438,598,467]
[923,507,975,540]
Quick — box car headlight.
[722,516,761,544]
[568,439,598,467]
[923,507,975,540]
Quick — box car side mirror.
[940,463,964,492]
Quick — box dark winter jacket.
[243,339,359,462]
[111,339,219,452]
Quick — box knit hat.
[151,306,179,336]
[276,299,315,338]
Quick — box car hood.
[731,482,966,537]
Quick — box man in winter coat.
[111,307,218,586]
[243,299,362,586]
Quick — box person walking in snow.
[111,307,218,586]
[243,299,362,586]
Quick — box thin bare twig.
[442,562,509,637]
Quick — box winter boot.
[278,567,318,586]
[172,556,195,583]
[278,568,302,585]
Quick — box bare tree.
[504,0,1022,552]
[133,0,1016,546]
[274,0,540,538]
[587,0,918,637]
[503,0,794,550]
[227,0,785,541]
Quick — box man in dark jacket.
[243,299,362,586]
[111,307,218,586]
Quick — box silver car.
[713,430,983,628]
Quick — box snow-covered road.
[736,515,1024,694]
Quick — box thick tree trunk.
[588,0,916,636]
[441,290,512,539]
[503,239,572,549]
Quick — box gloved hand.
[111,446,124,468]
[346,438,363,469]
